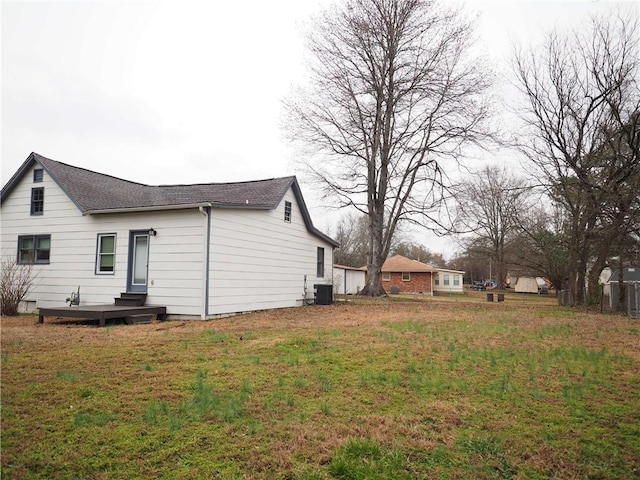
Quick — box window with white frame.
[402,272,410,281]
[382,272,391,281]
[435,274,440,285]
[453,275,460,286]
[284,201,292,222]
[444,274,450,285]
[96,234,116,274]
[18,234,50,264]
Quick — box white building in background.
[333,264,366,295]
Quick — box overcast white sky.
[1,0,635,258]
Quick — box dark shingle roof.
[31,153,295,211]
[1,152,338,246]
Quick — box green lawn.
[2,295,639,479]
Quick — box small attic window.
[31,187,44,215]
[33,169,43,183]
[284,201,292,223]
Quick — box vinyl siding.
[208,188,333,315]
[2,163,334,318]
[433,271,465,294]
[1,163,205,316]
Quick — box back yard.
[2,293,639,479]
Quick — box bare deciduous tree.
[508,204,570,292]
[332,213,370,267]
[454,165,528,288]
[390,241,445,266]
[513,8,639,305]
[286,0,492,296]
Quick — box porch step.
[115,293,147,307]
[125,314,154,325]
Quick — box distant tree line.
[288,0,638,308]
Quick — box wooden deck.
[38,305,167,327]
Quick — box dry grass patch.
[2,295,639,479]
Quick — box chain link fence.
[625,283,639,319]
[558,284,638,319]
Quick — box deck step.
[115,293,147,306]
[125,314,154,325]
[115,297,146,306]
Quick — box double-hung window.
[284,201,292,223]
[18,235,51,264]
[453,275,460,286]
[96,234,116,274]
[402,272,410,281]
[31,187,44,215]
[444,274,450,285]
[382,272,391,281]
[317,247,325,277]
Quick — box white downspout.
[199,206,209,320]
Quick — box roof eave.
[290,179,339,247]
[84,202,213,215]
[0,152,38,202]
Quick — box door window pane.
[133,236,148,284]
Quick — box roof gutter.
[83,203,213,215]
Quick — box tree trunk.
[360,207,386,296]
[576,257,588,306]
[586,250,609,306]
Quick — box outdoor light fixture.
[149,228,157,236]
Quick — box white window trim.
[96,233,117,275]
[382,272,391,281]
[402,272,410,281]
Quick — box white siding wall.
[2,165,335,318]
[433,271,464,294]
[345,269,365,294]
[208,188,334,315]
[333,268,365,295]
[1,164,205,316]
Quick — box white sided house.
[0,153,338,319]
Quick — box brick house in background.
[378,254,437,294]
